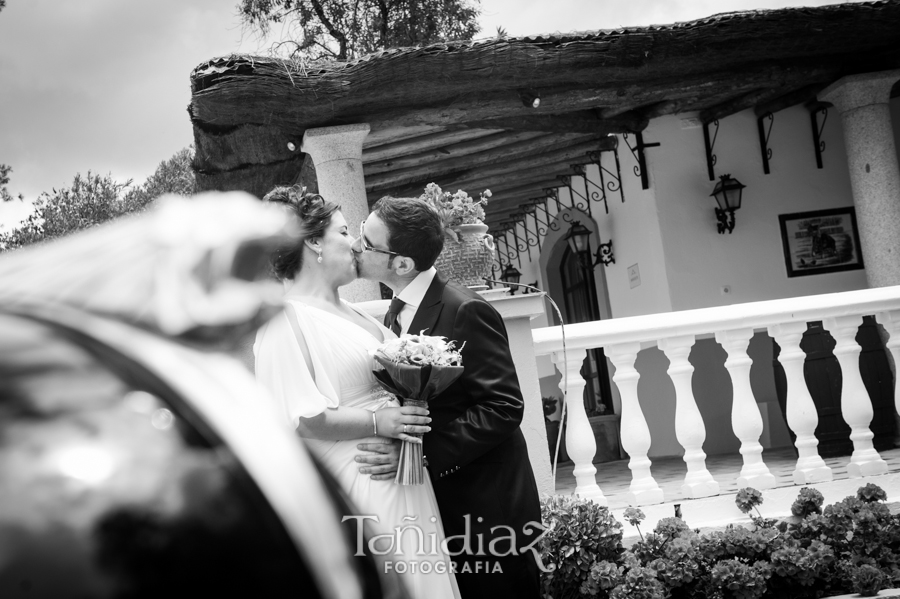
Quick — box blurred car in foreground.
[0,193,407,599]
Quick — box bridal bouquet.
[372,333,464,485]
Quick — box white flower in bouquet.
[377,333,463,367]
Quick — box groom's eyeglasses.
[359,221,400,257]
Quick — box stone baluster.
[715,328,776,489]
[606,342,664,505]
[822,316,888,477]
[552,349,606,504]
[658,335,719,499]
[877,310,900,418]
[768,322,833,484]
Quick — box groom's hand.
[356,439,401,480]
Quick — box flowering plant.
[540,483,900,599]
[419,182,490,241]
[372,333,464,485]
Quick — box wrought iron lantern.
[711,174,745,234]
[500,263,522,289]
[564,221,614,269]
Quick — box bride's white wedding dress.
[254,299,460,599]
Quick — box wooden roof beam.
[487,181,565,201]
[753,82,830,117]
[362,128,501,162]
[699,87,791,124]
[377,157,582,201]
[364,131,550,175]
[462,110,648,134]
[366,137,615,194]
[364,133,606,191]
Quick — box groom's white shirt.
[393,266,437,335]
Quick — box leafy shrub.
[539,494,624,599]
[541,483,899,598]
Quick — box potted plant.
[419,183,494,288]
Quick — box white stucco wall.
[528,99,899,458]
[650,107,868,311]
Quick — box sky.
[0,0,867,229]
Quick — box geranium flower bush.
[419,182,490,241]
[539,483,900,599]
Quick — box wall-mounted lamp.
[500,263,522,289]
[564,221,615,269]
[711,174,745,234]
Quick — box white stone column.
[820,70,900,288]
[552,348,606,504]
[487,292,554,495]
[606,342,664,506]
[658,335,719,499]
[768,322,833,485]
[715,328,776,489]
[822,315,888,477]
[301,124,380,301]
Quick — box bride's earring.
[316,249,323,264]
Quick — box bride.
[253,186,460,599]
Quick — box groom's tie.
[385,297,405,336]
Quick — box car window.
[0,312,322,598]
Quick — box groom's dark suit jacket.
[407,271,541,599]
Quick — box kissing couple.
[253,186,542,599]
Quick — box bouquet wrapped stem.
[372,334,464,486]
[395,398,428,485]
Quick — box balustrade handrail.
[532,284,900,355]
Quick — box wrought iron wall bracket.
[514,209,543,253]
[522,198,559,235]
[716,208,736,234]
[703,120,719,181]
[544,188,562,213]
[510,220,532,263]
[557,174,591,216]
[756,112,775,175]
[594,240,615,267]
[809,105,828,169]
[622,132,659,190]
[586,149,625,210]
[497,224,523,268]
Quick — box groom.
[353,196,542,599]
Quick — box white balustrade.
[658,335,720,499]
[822,315,888,477]
[533,285,900,504]
[606,342,663,506]
[552,349,606,504]
[715,328,776,489]
[878,310,900,419]
[767,322,834,485]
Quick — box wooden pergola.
[189,1,900,231]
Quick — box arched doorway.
[560,245,614,415]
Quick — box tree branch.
[309,0,348,59]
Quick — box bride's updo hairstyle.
[262,185,340,280]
